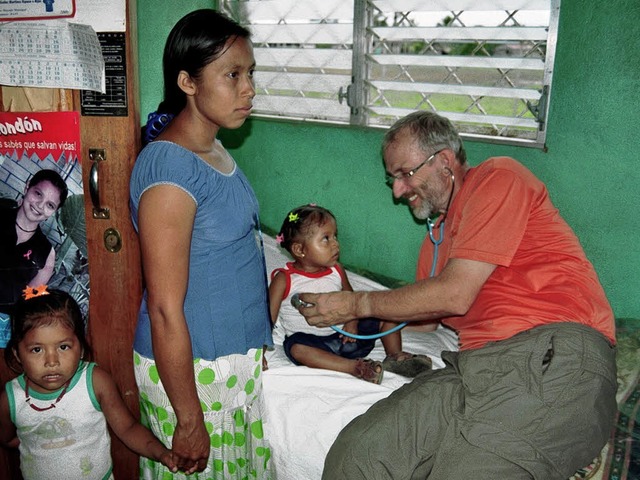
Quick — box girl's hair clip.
[288,212,299,223]
[275,233,285,245]
[23,285,50,300]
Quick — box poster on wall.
[0,0,75,20]
[0,111,88,348]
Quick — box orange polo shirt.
[417,157,615,350]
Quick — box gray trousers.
[322,322,617,480]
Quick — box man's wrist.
[354,291,372,319]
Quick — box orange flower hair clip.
[23,285,50,300]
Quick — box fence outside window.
[222,0,559,149]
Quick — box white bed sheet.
[261,233,459,480]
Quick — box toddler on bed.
[268,204,431,383]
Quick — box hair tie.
[144,111,174,144]
[288,212,299,223]
[275,233,284,245]
[23,285,49,300]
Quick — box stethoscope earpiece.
[444,167,454,181]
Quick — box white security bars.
[223,0,559,148]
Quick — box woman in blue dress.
[129,9,274,479]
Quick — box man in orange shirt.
[298,111,617,479]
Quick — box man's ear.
[437,149,455,176]
[177,70,197,96]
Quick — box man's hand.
[297,291,359,327]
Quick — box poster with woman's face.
[0,111,88,347]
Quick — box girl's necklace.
[24,378,71,412]
[15,221,38,233]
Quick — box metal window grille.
[222,0,559,148]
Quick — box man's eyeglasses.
[385,149,443,187]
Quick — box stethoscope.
[294,168,455,340]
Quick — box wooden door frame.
[77,0,143,478]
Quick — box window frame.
[222,0,560,149]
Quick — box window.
[222,0,559,148]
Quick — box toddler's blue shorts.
[283,318,381,365]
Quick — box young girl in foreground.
[269,204,432,383]
[0,287,177,480]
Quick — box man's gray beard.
[411,199,434,220]
[411,175,448,220]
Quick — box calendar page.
[0,21,104,92]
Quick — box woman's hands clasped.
[171,418,211,474]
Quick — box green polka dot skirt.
[134,349,274,479]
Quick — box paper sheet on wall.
[0,0,75,20]
[73,0,126,33]
[0,20,105,92]
[0,0,125,32]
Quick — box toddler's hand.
[160,449,179,473]
[341,320,358,343]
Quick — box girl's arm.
[92,366,176,471]
[28,247,55,287]
[0,389,19,448]
[138,184,209,474]
[265,271,287,371]
[336,263,354,293]
[268,271,287,326]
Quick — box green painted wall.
[137,0,639,318]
